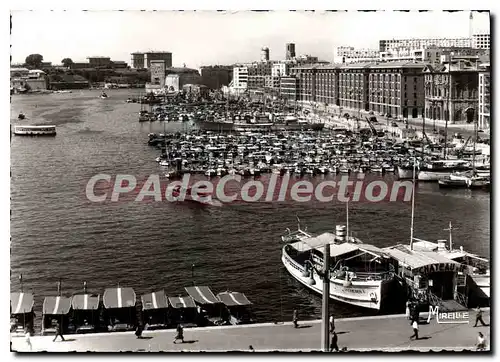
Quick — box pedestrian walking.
[173,324,184,344]
[329,331,339,352]
[409,320,419,340]
[474,307,487,327]
[405,301,411,320]
[52,321,65,342]
[292,309,299,328]
[25,329,32,351]
[329,314,335,333]
[249,345,255,352]
[135,325,143,339]
[476,332,486,351]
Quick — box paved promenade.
[11,310,490,352]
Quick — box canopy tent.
[216,292,252,307]
[71,294,100,310]
[10,292,34,314]
[103,287,136,309]
[168,296,196,309]
[141,290,169,310]
[384,245,464,274]
[185,286,220,305]
[42,296,72,315]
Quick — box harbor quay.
[12,310,490,352]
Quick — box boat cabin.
[216,291,255,325]
[70,293,101,334]
[185,286,228,326]
[10,292,35,336]
[384,244,466,308]
[42,296,72,335]
[103,287,137,332]
[167,296,198,328]
[141,290,169,330]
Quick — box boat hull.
[282,247,390,310]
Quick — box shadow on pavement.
[180,340,198,344]
[138,336,153,340]
[56,338,76,342]
[417,337,431,340]
[297,325,312,329]
[336,331,350,335]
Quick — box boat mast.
[346,198,349,242]
[472,111,477,175]
[410,157,416,250]
[444,221,454,251]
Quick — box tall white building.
[232,66,248,89]
[335,46,379,64]
[379,37,472,52]
[472,34,490,49]
[478,64,490,129]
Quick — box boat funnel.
[336,225,347,242]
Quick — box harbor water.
[10,89,490,330]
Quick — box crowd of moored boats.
[11,282,255,337]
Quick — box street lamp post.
[305,243,331,352]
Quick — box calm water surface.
[10,89,490,329]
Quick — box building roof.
[166,67,199,74]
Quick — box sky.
[10,10,490,69]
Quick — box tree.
[61,58,74,68]
[25,54,43,68]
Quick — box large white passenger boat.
[14,125,56,136]
[281,224,396,310]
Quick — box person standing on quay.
[52,321,65,342]
[173,324,184,344]
[409,320,419,340]
[476,332,486,351]
[330,331,339,352]
[329,314,335,333]
[474,307,487,327]
[292,309,299,328]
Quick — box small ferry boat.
[185,286,227,326]
[18,112,25,120]
[281,224,396,310]
[171,185,223,207]
[14,125,56,136]
[141,290,169,330]
[216,291,255,325]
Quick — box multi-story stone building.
[338,62,371,112]
[424,59,479,125]
[279,76,298,102]
[367,61,426,119]
[87,57,112,68]
[478,63,490,129]
[131,52,172,69]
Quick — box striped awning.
[103,287,136,309]
[168,296,196,309]
[42,296,72,315]
[71,294,100,310]
[141,290,168,310]
[216,292,252,307]
[10,292,34,314]
[185,286,220,305]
